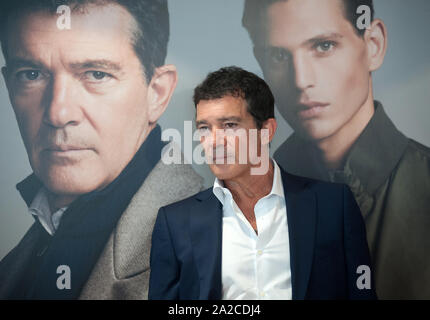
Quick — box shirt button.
[257,250,263,256]
[260,291,265,298]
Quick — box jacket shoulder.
[384,138,430,198]
[392,138,430,180]
[280,166,345,195]
[406,138,430,159]
[161,187,212,214]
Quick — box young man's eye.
[268,47,289,64]
[315,41,336,53]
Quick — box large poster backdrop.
[0,0,429,300]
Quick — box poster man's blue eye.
[316,41,335,52]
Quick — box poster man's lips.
[298,101,329,109]
[297,101,329,119]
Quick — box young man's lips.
[297,102,329,119]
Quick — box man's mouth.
[209,151,236,164]
[46,145,88,152]
[43,145,93,158]
[296,101,329,119]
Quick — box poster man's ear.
[146,64,178,124]
[365,19,388,72]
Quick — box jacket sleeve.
[148,207,180,300]
[342,185,378,300]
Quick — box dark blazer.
[149,168,376,300]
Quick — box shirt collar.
[28,187,68,235]
[270,160,285,198]
[212,159,284,206]
[213,177,227,206]
[277,101,409,194]
[335,101,409,193]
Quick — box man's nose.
[211,128,227,148]
[43,75,83,128]
[292,52,315,91]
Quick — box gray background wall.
[1,0,429,259]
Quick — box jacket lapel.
[80,158,203,299]
[281,170,317,300]
[189,189,223,300]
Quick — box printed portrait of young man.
[243,0,430,299]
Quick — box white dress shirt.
[213,160,292,300]
[29,188,68,236]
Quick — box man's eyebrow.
[304,32,344,45]
[218,116,242,123]
[7,58,44,70]
[6,58,123,73]
[196,116,242,126]
[69,60,122,71]
[195,120,208,127]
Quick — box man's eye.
[315,41,336,53]
[16,70,41,82]
[85,71,112,81]
[198,126,209,132]
[224,123,237,129]
[268,48,289,64]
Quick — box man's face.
[255,0,372,142]
[3,4,154,198]
[196,96,264,181]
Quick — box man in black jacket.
[149,66,376,300]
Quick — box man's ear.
[146,64,178,124]
[364,19,387,72]
[261,118,277,144]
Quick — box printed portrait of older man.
[0,0,202,299]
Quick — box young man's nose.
[292,53,316,91]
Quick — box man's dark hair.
[0,0,169,82]
[193,66,275,129]
[242,0,374,43]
